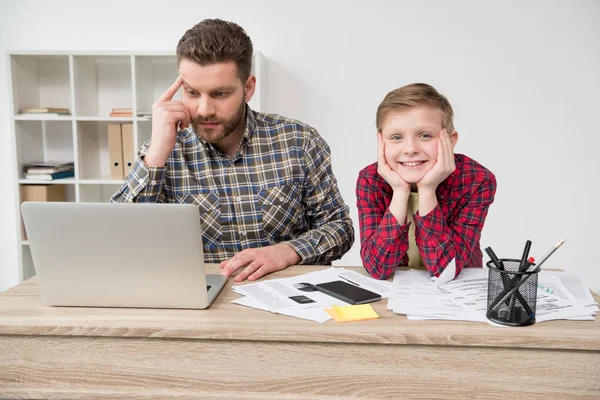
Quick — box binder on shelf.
[121,123,135,177]
[107,124,124,180]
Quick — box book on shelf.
[19,107,71,115]
[22,161,74,175]
[24,170,75,181]
[110,108,133,117]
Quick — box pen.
[485,246,512,305]
[340,276,361,287]
[521,257,535,271]
[518,240,532,272]
[491,267,541,314]
[531,238,565,270]
[507,257,535,321]
[484,247,504,270]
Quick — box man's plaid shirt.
[111,107,354,265]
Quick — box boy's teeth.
[402,161,423,167]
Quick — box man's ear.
[449,130,459,149]
[244,75,256,103]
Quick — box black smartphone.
[314,280,381,305]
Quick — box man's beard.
[191,98,246,143]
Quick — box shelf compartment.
[77,121,124,180]
[73,55,133,117]
[10,55,72,117]
[15,120,75,179]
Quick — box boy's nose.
[402,145,419,155]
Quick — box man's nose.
[196,97,216,117]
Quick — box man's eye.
[187,90,199,96]
[214,91,227,97]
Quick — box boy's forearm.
[388,190,410,225]
[359,211,409,279]
[417,187,438,217]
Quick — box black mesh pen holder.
[486,259,539,326]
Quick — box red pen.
[522,257,535,272]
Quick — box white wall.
[1,0,599,292]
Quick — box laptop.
[21,202,227,309]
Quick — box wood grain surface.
[1,265,598,399]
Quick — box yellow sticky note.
[325,304,379,323]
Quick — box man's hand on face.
[417,129,456,191]
[144,76,192,167]
[220,243,302,282]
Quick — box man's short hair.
[376,83,455,132]
[176,19,253,82]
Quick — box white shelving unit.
[8,51,266,281]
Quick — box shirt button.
[151,180,157,185]
[240,231,247,236]
[278,196,284,202]
[236,196,242,202]
[138,178,144,184]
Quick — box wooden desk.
[0,265,598,399]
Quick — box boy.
[356,83,496,279]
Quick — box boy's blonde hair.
[376,83,454,132]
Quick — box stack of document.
[231,267,392,323]
[388,266,599,323]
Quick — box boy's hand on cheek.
[417,129,456,191]
[377,132,411,194]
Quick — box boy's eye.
[390,135,402,141]
[419,132,433,139]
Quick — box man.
[111,19,354,282]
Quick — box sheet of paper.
[539,271,598,308]
[336,269,393,297]
[432,258,456,285]
[391,269,479,320]
[230,267,389,322]
[391,267,596,323]
[436,268,488,314]
[233,267,346,311]
[534,278,594,322]
[232,296,332,323]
